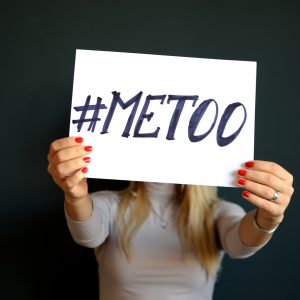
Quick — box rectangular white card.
[69,49,256,187]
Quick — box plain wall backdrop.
[1,1,299,299]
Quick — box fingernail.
[238,169,247,176]
[238,178,246,185]
[245,161,254,168]
[75,137,83,143]
[81,167,88,174]
[84,146,92,152]
[83,157,91,163]
[242,191,250,198]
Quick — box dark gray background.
[1,0,299,299]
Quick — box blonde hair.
[117,182,221,279]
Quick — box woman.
[47,136,294,300]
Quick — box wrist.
[64,194,93,222]
[257,209,283,228]
[64,194,89,206]
[253,209,282,233]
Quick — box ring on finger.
[271,191,279,201]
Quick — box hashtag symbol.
[72,95,107,132]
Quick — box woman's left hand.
[237,160,294,229]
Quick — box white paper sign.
[69,49,256,187]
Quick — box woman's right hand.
[47,136,92,201]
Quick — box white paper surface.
[69,49,256,187]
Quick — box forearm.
[64,194,93,222]
[239,209,282,247]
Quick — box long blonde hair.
[117,182,221,278]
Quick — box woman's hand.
[47,137,92,201]
[237,160,294,229]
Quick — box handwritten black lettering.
[217,102,247,147]
[72,92,248,146]
[188,99,218,142]
[72,95,107,132]
[133,95,166,138]
[101,91,142,137]
[166,95,199,140]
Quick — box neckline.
[144,182,176,197]
[143,182,178,228]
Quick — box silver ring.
[271,191,279,201]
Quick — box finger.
[237,178,290,206]
[52,145,92,165]
[54,156,91,179]
[241,190,284,218]
[244,160,293,184]
[237,168,290,194]
[61,168,88,192]
[48,136,84,158]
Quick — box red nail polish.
[242,191,250,198]
[83,157,91,163]
[238,169,247,176]
[245,161,254,168]
[238,178,246,185]
[75,137,83,143]
[84,146,92,152]
[81,167,88,174]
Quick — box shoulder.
[90,190,121,212]
[214,199,246,221]
[214,200,246,244]
[91,190,121,201]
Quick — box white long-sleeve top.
[65,183,271,300]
